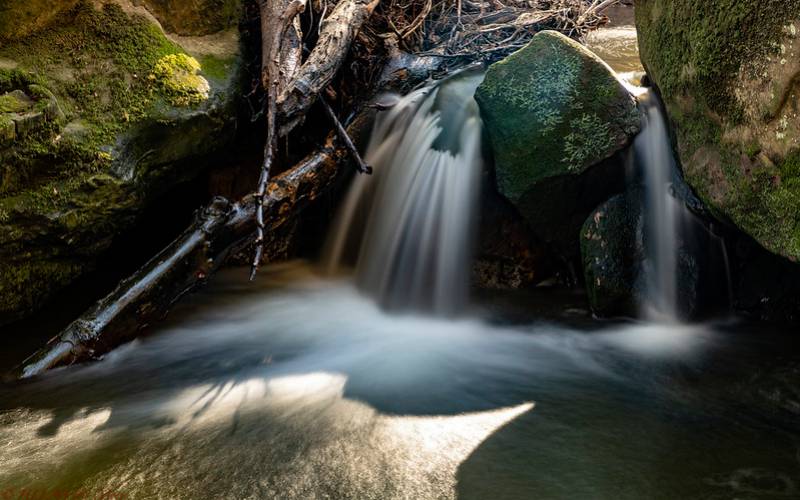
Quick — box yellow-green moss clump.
[150,54,210,106]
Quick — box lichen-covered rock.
[635,0,800,262]
[475,30,640,255]
[0,0,242,324]
[580,193,643,316]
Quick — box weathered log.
[12,130,357,379]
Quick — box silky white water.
[634,91,687,321]
[1,263,798,499]
[324,69,485,314]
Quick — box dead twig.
[320,96,374,174]
[252,0,308,281]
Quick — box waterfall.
[634,90,688,321]
[324,69,485,314]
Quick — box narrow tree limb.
[252,0,308,280]
[320,96,372,174]
[278,0,381,132]
[260,0,304,92]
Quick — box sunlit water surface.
[1,262,799,499]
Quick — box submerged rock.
[0,1,242,324]
[475,30,640,256]
[635,0,800,262]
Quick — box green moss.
[636,0,800,120]
[199,54,235,82]
[0,92,30,113]
[0,258,86,321]
[637,0,800,261]
[0,2,188,150]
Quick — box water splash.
[324,69,485,314]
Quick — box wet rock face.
[475,30,640,257]
[0,1,242,324]
[635,0,800,263]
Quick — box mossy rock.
[475,30,640,255]
[635,0,800,262]
[0,1,242,324]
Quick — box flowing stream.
[0,265,798,498]
[1,23,798,500]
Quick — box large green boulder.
[635,0,800,262]
[475,30,640,255]
[0,1,242,324]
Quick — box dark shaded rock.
[580,187,714,319]
[472,180,552,290]
[580,192,642,316]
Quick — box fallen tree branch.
[252,0,309,280]
[320,96,373,174]
[11,110,379,379]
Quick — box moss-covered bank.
[0,0,242,324]
[636,0,800,261]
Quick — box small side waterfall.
[635,91,683,320]
[324,69,485,314]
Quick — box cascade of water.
[634,91,688,321]
[323,69,485,314]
